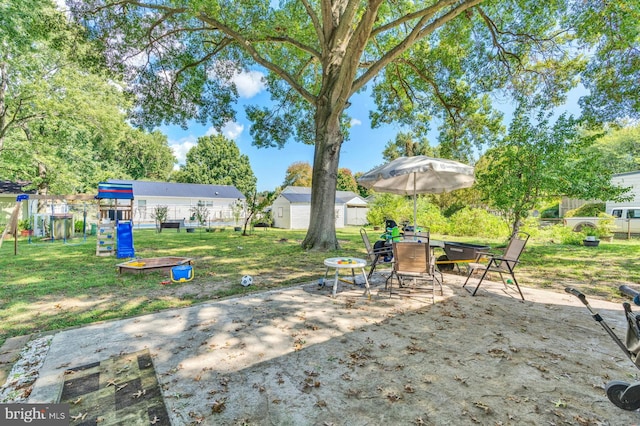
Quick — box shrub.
[540,203,560,218]
[151,205,169,232]
[415,201,448,234]
[520,217,544,238]
[525,221,585,245]
[565,202,605,218]
[596,212,616,236]
[366,193,412,227]
[447,208,509,238]
[190,205,210,227]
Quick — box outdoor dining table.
[322,257,371,298]
[367,238,489,282]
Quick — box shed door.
[290,205,311,229]
[347,206,368,226]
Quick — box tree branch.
[300,0,324,47]
[196,13,316,104]
[352,0,483,94]
[330,0,384,108]
[400,59,461,124]
[371,0,459,37]
[476,7,521,73]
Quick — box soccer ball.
[241,275,253,287]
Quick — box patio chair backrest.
[393,241,431,275]
[496,232,529,271]
[403,228,430,241]
[360,228,376,262]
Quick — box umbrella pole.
[413,173,417,230]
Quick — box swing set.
[0,193,96,254]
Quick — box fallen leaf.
[132,389,146,398]
[211,398,227,413]
[386,393,401,402]
[71,412,87,421]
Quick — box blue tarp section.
[97,182,134,200]
[116,221,135,258]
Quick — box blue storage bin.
[171,265,193,283]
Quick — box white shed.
[271,186,368,229]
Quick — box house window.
[197,200,213,207]
[137,200,147,219]
[278,207,283,217]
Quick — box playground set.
[1,193,94,253]
[95,182,135,258]
[1,183,135,259]
[2,181,194,282]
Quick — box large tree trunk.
[302,99,344,250]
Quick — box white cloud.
[203,121,244,139]
[170,137,197,169]
[223,122,244,139]
[171,121,244,170]
[350,118,362,127]
[232,70,266,98]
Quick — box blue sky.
[160,69,583,192]
[159,69,413,192]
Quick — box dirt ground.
[12,272,639,425]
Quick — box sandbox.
[116,257,193,275]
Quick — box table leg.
[320,267,330,287]
[360,267,371,299]
[333,268,339,298]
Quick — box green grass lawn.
[1,226,639,346]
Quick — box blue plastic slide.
[116,221,135,258]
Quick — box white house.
[108,179,245,227]
[271,186,368,229]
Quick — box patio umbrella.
[357,156,475,229]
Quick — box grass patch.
[1,227,639,346]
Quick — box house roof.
[0,180,36,195]
[108,180,245,199]
[279,186,367,205]
[613,170,640,178]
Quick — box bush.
[447,208,509,238]
[565,202,605,218]
[415,201,448,234]
[596,212,616,236]
[520,217,544,238]
[549,224,584,245]
[366,193,412,227]
[151,205,169,232]
[540,203,560,218]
